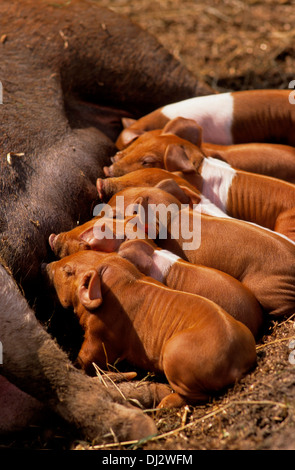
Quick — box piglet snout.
[111,152,124,163]
[40,262,52,285]
[103,166,113,177]
[96,178,106,200]
[40,262,48,274]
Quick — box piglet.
[49,218,263,337]
[96,168,201,203]
[106,186,295,318]
[116,90,295,149]
[110,116,295,183]
[44,250,257,408]
[105,118,295,241]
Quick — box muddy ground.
[2,0,295,451]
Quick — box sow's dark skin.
[0,0,210,292]
[0,0,211,442]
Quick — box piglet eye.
[63,264,74,276]
[142,156,155,166]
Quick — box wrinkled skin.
[44,251,257,408]
[48,219,263,337]
[0,0,210,441]
[104,186,295,318]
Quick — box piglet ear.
[78,269,102,311]
[116,120,143,149]
[118,240,154,276]
[125,196,147,235]
[155,179,191,204]
[122,117,136,129]
[79,228,99,250]
[125,195,146,221]
[125,196,144,216]
[178,185,201,208]
[155,179,201,207]
[164,144,196,173]
[162,117,203,147]
[80,223,119,253]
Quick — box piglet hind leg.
[160,331,213,407]
[160,321,257,407]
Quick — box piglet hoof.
[157,392,187,410]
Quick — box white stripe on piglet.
[161,93,234,145]
[200,157,236,213]
[150,249,180,282]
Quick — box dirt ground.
[2,0,295,451]
[103,0,295,93]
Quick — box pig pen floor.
[2,0,295,451]
[2,316,295,451]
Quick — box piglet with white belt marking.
[106,186,295,318]
[105,118,295,242]
[108,116,295,183]
[116,89,295,149]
